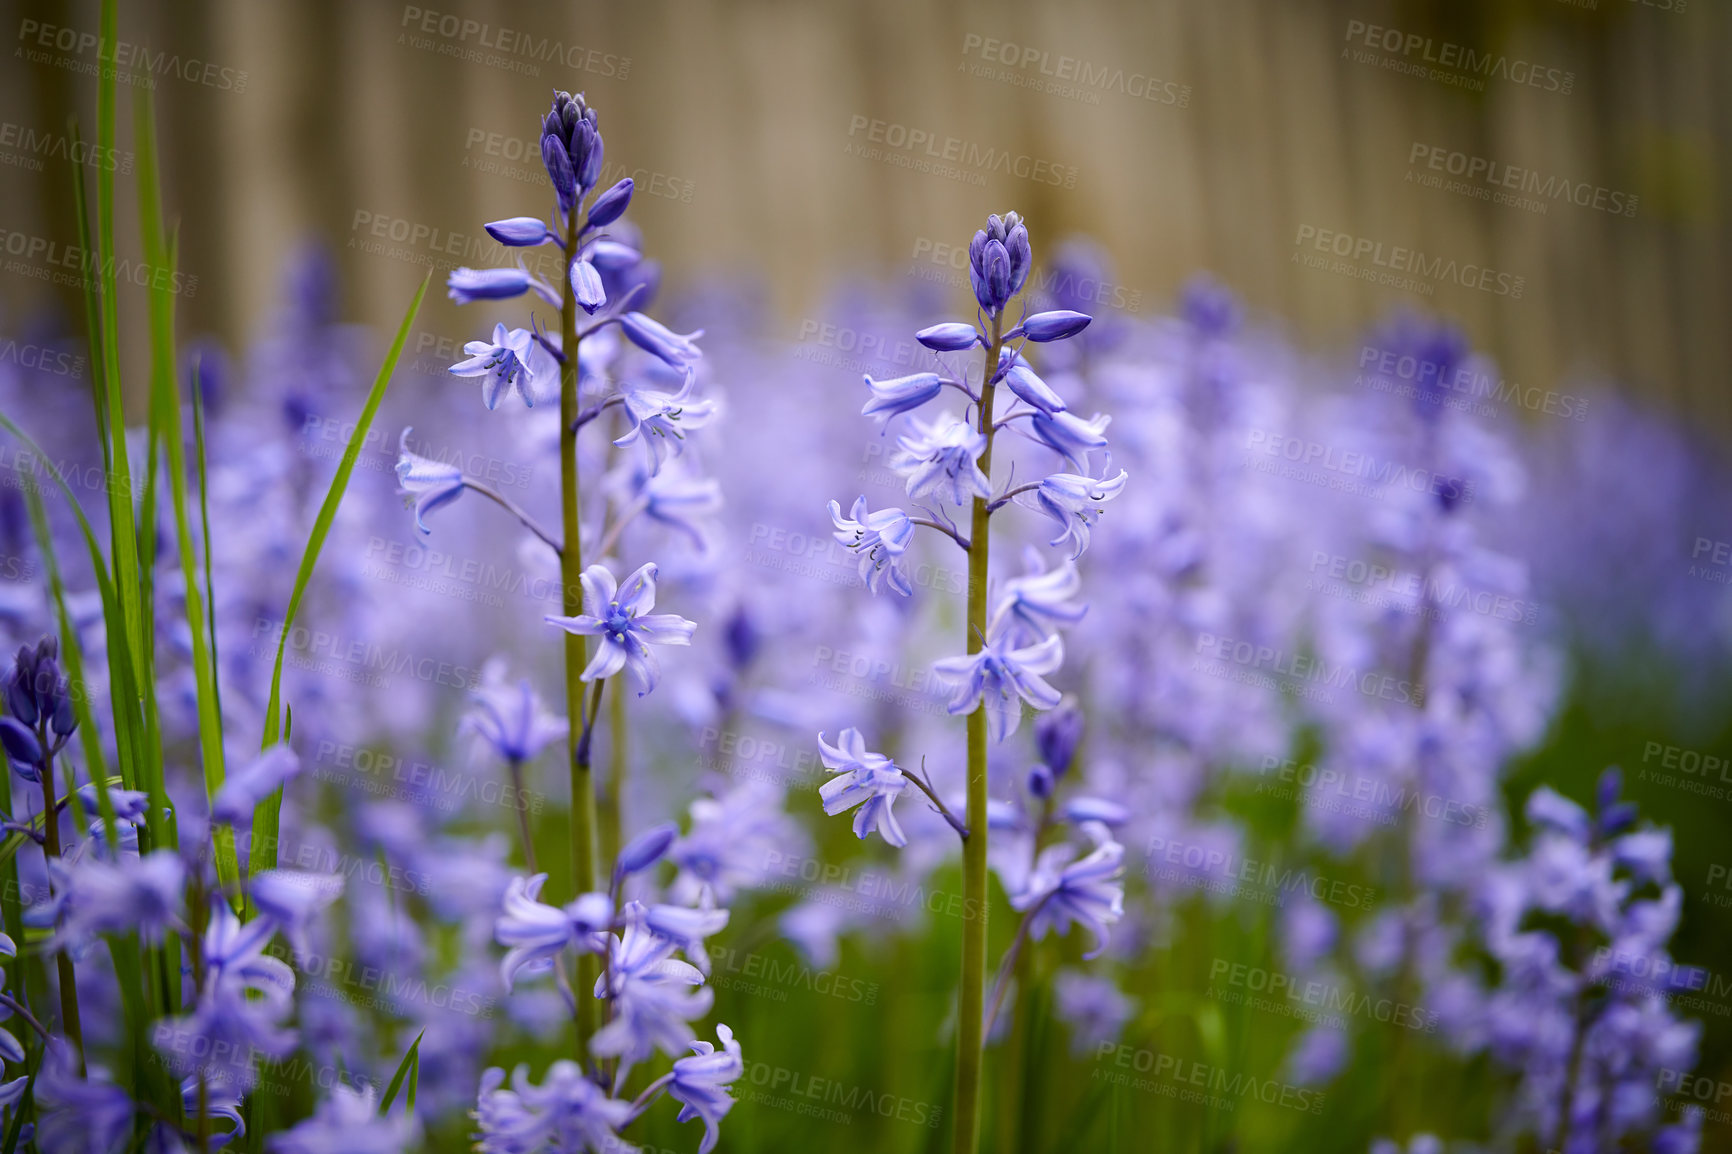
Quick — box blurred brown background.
[0,0,1726,433]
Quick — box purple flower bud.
[1028,764,1054,799]
[616,822,680,877]
[619,312,704,370]
[861,372,944,424]
[0,717,41,767]
[915,322,982,352]
[1005,222,1031,295]
[1002,362,1066,416]
[448,266,531,304]
[49,694,74,738]
[570,259,607,315]
[1597,765,1623,812]
[587,179,634,228]
[1036,697,1084,775]
[484,217,553,247]
[541,136,576,210]
[3,666,35,727]
[1014,310,1093,343]
[982,240,1012,313]
[724,607,760,672]
[573,120,604,191]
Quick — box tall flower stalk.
[818,213,1123,1153]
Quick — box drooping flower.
[496,874,612,990]
[56,849,185,947]
[988,555,1087,647]
[462,660,569,765]
[592,916,714,1068]
[1035,468,1129,558]
[1027,409,1111,470]
[612,377,717,472]
[933,633,1065,743]
[668,1024,743,1154]
[449,323,559,410]
[210,744,300,825]
[891,411,990,506]
[476,1061,636,1154]
[394,428,466,534]
[1011,825,1125,959]
[915,322,982,352]
[817,728,910,848]
[619,312,704,371]
[35,1041,135,1154]
[446,265,558,307]
[249,869,345,967]
[545,562,697,696]
[861,372,943,424]
[484,217,554,247]
[270,1082,418,1154]
[828,497,916,596]
[638,468,723,552]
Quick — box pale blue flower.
[891,412,990,506]
[829,496,916,596]
[1036,468,1129,558]
[463,659,569,765]
[641,469,723,552]
[484,217,554,247]
[476,1061,636,1154]
[619,312,704,371]
[915,322,981,352]
[669,1024,743,1154]
[817,728,909,848]
[570,258,607,315]
[989,555,1086,647]
[1027,409,1111,470]
[496,874,612,991]
[394,428,465,534]
[933,634,1064,743]
[36,1041,134,1154]
[592,917,713,1067]
[545,563,696,696]
[1011,825,1125,959]
[211,744,299,825]
[270,1082,417,1154]
[612,377,717,472]
[861,372,943,424]
[447,265,559,307]
[450,323,559,410]
[58,848,185,946]
[249,869,344,966]
[1009,310,1092,343]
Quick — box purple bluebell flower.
[916,322,982,352]
[36,1041,135,1154]
[592,916,714,1066]
[969,212,1031,314]
[0,717,40,771]
[447,265,558,307]
[56,849,185,947]
[668,1024,743,1154]
[496,874,612,990]
[463,660,569,765]
[828,497,916,596]
[570,258,607,315]
[891,412,990,506]
[861,372,944,424]
[270,1083,418,1154]
[616,822,679,877]
[1011,825,1124,958]
[587,178,634,228]
[476,1062,635,1154]
[4,636,72,733]
[639,468,723,552]
[1035,468,1129,558]
[211,744,299,826]
[1034,696,1085,778]
[1053,971,1136,1055]
[1009,310,1092,343]
[817,728,910,848]
[1027,409,1111,470]
[449,323,559,410]
[249,869,344,966]
[545,562,697,696]
[644,899,730,974]
[619,312,704,371]
[999,355,1067,416]
[542,91,604,206]
[485,217,554,247]
[988,555,1086,647]
[394,428,466,533]
[668,781,809,906]
[933,634,1064,743]
[612,377,717,472]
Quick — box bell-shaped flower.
[570,257,608,315]
[620,312,704,371]
[829,496,916,596]
[994,350,1066,415]
[861,372,943,424]
[447,264,559,307]
[617,823,680,878]
[462,659,569,765]
[669,1024,744,1154]
[644,898,730,974]
[1009,310,1092,343]
[915,322,982,352]
[450,322,559,410]
[817,728,909,848]
[988,554,1086,647]
[546,562,697,697]
[211,744,300,825]
[394,428,466,534]
[1036,468,1129,558]
[476,1062,634,1154]
[1028,409,1111,470]
[587,178,634,228]
[592,916,714,1067]
[1012,825,1125,959]
[249,869,345,967]
[57,849,185,947]
[496,873,613,990]
[484,217,553,247]
[933,633,1065,744]
[613,376,717,473]
[273,1082,417,1154]
[891,411,991,506]
[641,469,723,552]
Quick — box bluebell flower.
[612,377,717,472]
[1053,971,1136,1055]
[447,265,559,307]
[0,717,41,773]
[817,728,909,847]
[999,355,1067,416]
[988,555,1086,647]
[969,212,1030,314]
[616,823,679,877]
[157,898,298,1093]
[891,412,990,506]
[1034,696,1084,777]
[570,258,607,315]
[668,782,809,906]
[496,874,612,990]
[592,916,714,1067]
[271,1082,418,1154]
[211,744,300,825]
[587,178,634,228]
[934,633,1064,743]
[1027,409,1111,470]
[828,497,916,596]
[56,849,185,947]
[4,636,73,732]
[916,322,982,352]
[449,323,559,410]
[1011,825,1125,959]
[249,869,345,966]
[73,783,150,824]
[36,1041,135,1154]
[545,562,697,696]
[640,468,723,552]
[476,1061,635,1154]
[182,1076,245,1149]
[463,660,569,765]
[485,217,554,247]
[1009,310,1092,343]
[543,91,604,205]
[861,372,944,423]
[1036,468,1129,558]
[619,312,704,371]
[394,428,466,534]
[668,1024,743,1154]
[643,898,730,974]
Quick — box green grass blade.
[379,1030,424,1114]
[247,272,429,884]
[66,120,111,477]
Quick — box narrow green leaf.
[66,119,111,477]
[248,272,429,884]
[379,1031,424,1114]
